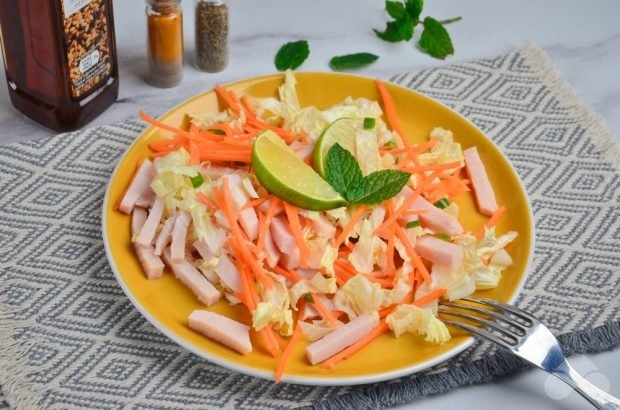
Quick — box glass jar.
[195,0,229,73]
[0,0,119,132]
[146,0,184,88]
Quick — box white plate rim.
[102,71,535,386]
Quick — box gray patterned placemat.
[1,43,619,409]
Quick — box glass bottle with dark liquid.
[0,0,119,132]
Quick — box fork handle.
[551,360,620,409]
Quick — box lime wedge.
[313,118,356,178]
[252,130,346,211]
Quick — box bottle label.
[61,0,113,99]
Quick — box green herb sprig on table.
[329,52,380,71]
[325,143,410,205]
[374,0,462,59]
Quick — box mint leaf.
[348,170,411,205]
[275,40,310,71]
[191,173,204,188]
[325,144,363,201]
[330,52,379,71]
[406,0,423,21]
[374,15,413,42]
[386,0,406,19]
[419,17,454,59]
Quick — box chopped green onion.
[434,198,450,209]
[190,173,204,188]
[406,220,421,229]
[383,141,396,148]
[435,233,451,242]
[363,117,376,129]
[303,293,314,303]
[210,128,226,135]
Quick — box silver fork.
[439,297,620,410]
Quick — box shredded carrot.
[375,79,419,166]
[139,111,198,141]
[414,289,446,307]
[310,292,340,326]
[395,226,431,284]
[402,161,463,174]
[242,195,271,210]
[374,188,421,235]
[284,202,310,269]
[474,205,507,239]
[320,322,389,369]
[274,302,306,382]
[256,198,280,254]
[334,259,357,277]
[240,96,256,120]
[334,206,367,248]
[260,327,280,357]
[217,181,272,289]
[196,192,218,210]
[214,85,240,115]
[274,266,301,282]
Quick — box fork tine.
[439,306,523,343]
[440,319,515,348]
[462,297,537,324]
[441,302,529,334]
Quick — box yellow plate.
[103,72,534,385]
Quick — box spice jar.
[195,0,229,72]
[146,0,184,87]
[0,0,119,132]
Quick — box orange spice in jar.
[146,0,184,87]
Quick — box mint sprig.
[329,52,379,71]
[374,0,461,59]
[325,144,410,205]
[275,40,310,71]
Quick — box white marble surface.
[1,0,619,409]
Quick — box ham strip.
[154,214,176,256]
[135,187,156,209]
[163,247,220,306]
[464,147,498,216]
[131,208,147,236]
[214,253,242,293]
[119,160,156,214]
[170,211,191,263]
[411,197,463,236]
[263,229,280,268]
[193,239,213,261]
[301,294,334,320]
[132,209,164,280]
[188,310,252,355]
[270,216,296,255]
[280,247,300,269]
[223,175,259,241]
[306,314,379,365]
[312,214,337,238]
[415,235,463,271]
[136,197,165,247]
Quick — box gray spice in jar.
[195,1,228,72]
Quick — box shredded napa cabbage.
[348,219,386,273]
[418,127,464,168]
[386,304,451,344]
[289,272,338,309]
[332,274,384,319]
[253,273,293,336]
[299,318,343,342]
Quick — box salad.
[116,71,517,382]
